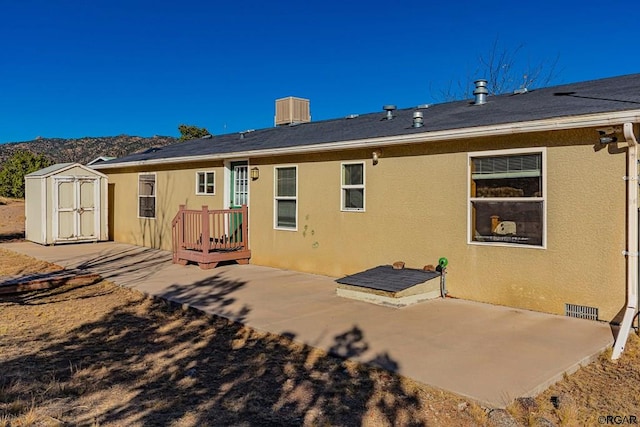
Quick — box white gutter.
[92,110,640,170]
[612,122,639,360]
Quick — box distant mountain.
[0,135,178,166]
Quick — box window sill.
[274,226,297,232]
[467,241,546,250]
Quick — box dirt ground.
[0,198,25,243]
[1,199,640,426]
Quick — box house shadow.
[0,275,426,426]
[0,232,25,243]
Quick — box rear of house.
[94,74,640,326]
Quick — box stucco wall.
[106,161,225,249]
[104,128,629,321]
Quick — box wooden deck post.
[201,205,209,255]
[241,204,249,250]
[172,204,186,263]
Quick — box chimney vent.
[473,79,488,105]
[383,105,396,120]
[412,111,424,128]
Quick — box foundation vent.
[564,303,599,321]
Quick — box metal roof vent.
[239,129,254,139]
[383,105,396,120]
[412,111,424,128]
[473,79,488,105]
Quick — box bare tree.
[432,38,561,102]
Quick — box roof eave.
[92,110,640,170]
[27,162,108,179]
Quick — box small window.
[274,166,297,229]
[469,149,545,247]
[341,162,365,211]
[196,171,215,195]
[138,173,156,218]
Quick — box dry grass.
[0,248,62,277]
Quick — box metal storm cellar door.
[53,176,99,241]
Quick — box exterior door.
[230,161,248,209]
[229,161,248,243]
[54,176,99,241]
[77,178,97,239]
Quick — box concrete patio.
[1,241,614,407]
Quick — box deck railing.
[171,205,251,269]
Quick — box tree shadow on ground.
[71,245,173,285]
[0,276,428,426]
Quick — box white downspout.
[612,122,639,360]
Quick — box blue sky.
[1,0,638,143]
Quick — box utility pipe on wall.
[612,122,639,360]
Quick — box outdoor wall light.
[372,151,380,165]
[598,127,619,144]
[250,167,260,180]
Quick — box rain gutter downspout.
[612,122,639,360]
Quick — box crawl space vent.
[564,303,598,321]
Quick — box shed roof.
[95,73,640,169]
[25,163,107,179]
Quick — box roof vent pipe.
[383,105,396,120]
[412,111,424,128]
[473,79,488,105]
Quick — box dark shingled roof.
[102,74,640,166]
[336,265,440,293]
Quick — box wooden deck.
[171,205,251,269]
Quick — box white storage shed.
[25,163,108,244]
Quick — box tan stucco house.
[93,75,640,357]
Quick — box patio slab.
[1,241,614,407]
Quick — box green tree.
[0,150,53,198]
[178,124,211,141]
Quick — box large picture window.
[138,173,156,219]
[341,162,365,211]
[274,166,297,229]
[196,171,215,195]
[469,149,545,247]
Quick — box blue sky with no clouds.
[1,0,638,143]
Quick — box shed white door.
[53,176,99,242]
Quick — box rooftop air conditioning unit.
[275,96,311,126]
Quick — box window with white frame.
[138,173,156,218]
[341,162,365,211]
[274,166,297,229]
[469,149,545,247]
[196,171,215,195]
